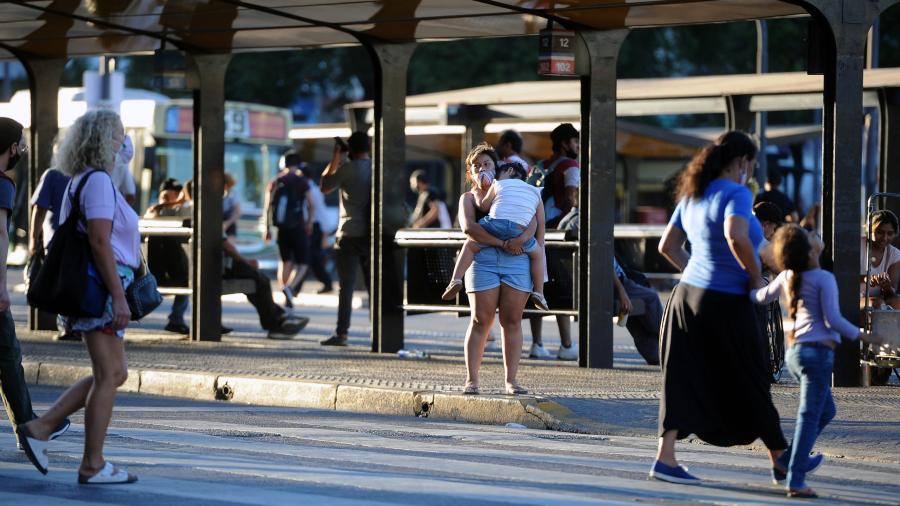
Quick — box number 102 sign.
[538,27,576,77]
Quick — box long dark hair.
[772,224,812,342]
[676,130,757,201]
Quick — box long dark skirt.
[658,282,787,450]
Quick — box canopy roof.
[348,68,900,122]
[0,1,805,59]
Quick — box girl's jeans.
[785,343,836,490]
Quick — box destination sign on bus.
[164,106,288,140]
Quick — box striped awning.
[0,1,806,59]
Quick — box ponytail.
[676,130,758,201]
[787,270,804,343]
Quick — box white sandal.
[442,279,464,300]
[78,462,138,485]
[16,424,49,475]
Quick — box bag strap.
[544,156,571,175]
[68,169,106,222]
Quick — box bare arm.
[565,186,578,209]
[87,219,130,330]
[658,223,689,272]
[507,214,538,253]
[320,145,343,193]
[473,184,496,213]
[262,184,273,240]
[412,202,440,229]
[29,205,47,256]
[725,215,763,289]
[888,261,900,292]
[613,271,632,313]
[458,193,504,248]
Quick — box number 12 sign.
[538,27,576,77]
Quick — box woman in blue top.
[652,131,787,484]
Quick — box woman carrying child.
[453,143,542,395]
[752,224,876,498]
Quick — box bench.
[140,218,256,298]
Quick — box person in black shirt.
[754,170,798,223]
[409,170,450,229]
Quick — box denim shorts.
[464,245,532,294]
[478,216,537,253]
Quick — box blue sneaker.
[49,418,71,440]
[649,460,701,485]
[772,453,825,485]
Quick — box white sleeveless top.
[860,238,900,296]
[489,178,541,228]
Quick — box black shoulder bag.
[27,170,108,317]
[126,254,162,321]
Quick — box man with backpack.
[528,123,580,229]
[264,150,315,310]
[526,123,581,360]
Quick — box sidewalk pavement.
[10,277,900,467]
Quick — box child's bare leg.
[528,247,545,295]
[450,239,481,281]
[527,247,549,310]
[443,240,482,300]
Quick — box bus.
[0,88,293,253]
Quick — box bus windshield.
[152,139,286,214]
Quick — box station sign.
[538,27,576,76]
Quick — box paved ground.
[2,386,897,505]
[10,272,900,467]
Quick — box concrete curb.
[23,361,583,432]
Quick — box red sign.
[249,111,287,140]
[538,27,576,77]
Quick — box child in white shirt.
[442,162,548,310]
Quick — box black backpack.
[27,170,110,317]
[270,175,305,229]
[526,156,571,204]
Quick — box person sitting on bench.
[222,238,309,340]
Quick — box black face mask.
[6,141,22,171]
[7,151,20,171]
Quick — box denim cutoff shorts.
[478,216,537,253]
[464,245,532,294]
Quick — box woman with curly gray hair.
[18,109,140,484]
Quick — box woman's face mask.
[116,135,134,167]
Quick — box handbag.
[126,256,162,321]
[27,170,108,317]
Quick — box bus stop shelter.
[0,0,896,387]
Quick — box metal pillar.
[878,87,900,220]
[622,156,639,222]
[22,57,64,331]
[187,53,231,342]
[756,20,769,183]
[577,29,628,369]
[798,0,899,386]
[460,121,486,200]
[367,42,415,353]
[724,95,755,132]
